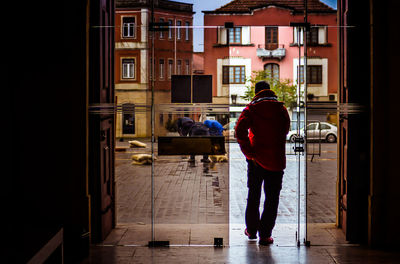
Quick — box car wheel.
[326,134,337,143]
[289,135,298,143]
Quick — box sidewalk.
[112,139,338,246]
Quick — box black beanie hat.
[255,81,270,94]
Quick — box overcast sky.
[179,0,337,52]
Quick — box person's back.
[204,120,224,136]
[234,81,290,245]
[235,89,290,171]
[177,117,194,136]
[189,122,209,136]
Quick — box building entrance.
[105,0,342,248]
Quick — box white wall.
[217,57,252,104]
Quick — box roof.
[203,0,336,14]
[117,0,194,13]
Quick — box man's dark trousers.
[245,159,284,238]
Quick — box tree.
[241,70,300,109]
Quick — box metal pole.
[151,0,155,243]
[297,26,301,247]
[303,0,309,245]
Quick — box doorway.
[97,0,344,248]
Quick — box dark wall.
[369,0,400,249]
[9,1,89,263]
[343,0,400,248]
[342,0,371,243]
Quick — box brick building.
[115,0,194,138]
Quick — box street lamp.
[231,94,237,105]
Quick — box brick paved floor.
[116,141,229,224]
[114,139,337,245]
[229,142,337,224]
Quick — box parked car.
[287,122,337,143]
[223,120,237,141]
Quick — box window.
[264,63,279,80]
[307,123,318,130]
[177,60,182,75]
[320,123,331,130]
[298,65,322,84]
[308,65,322,84]
[265,27,278,50]
[149,58,156,80]
[159,18,165,39]
[185,21,190,41]
[168,59,173,79]
[306,27,319,45]
[176,21,181,40]
[294,26,326,45]
[293,27,304,45]
[228,27,241,44]
[168,19,173,39]
[222,66,245,84]
[185,59,190,75]
[122,58,135,79]
[298,65,305,84]
[159,59,165,79]
[122,17,135,38]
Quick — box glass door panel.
[150,2,230,246]
[113,0,342,248]
[305,25,344,245]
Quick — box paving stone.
[114,140,337,244]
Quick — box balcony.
[256,44,286,60]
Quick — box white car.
[287,122,337,143]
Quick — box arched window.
[264,63,279,80]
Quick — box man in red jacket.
[235,81,290,245]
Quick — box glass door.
[292,23,307,246]
[303,23,342,245]
[149,2,231,246]
[112,0,341,248]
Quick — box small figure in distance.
[204,119,224,136]
[176,117,210,163]
[188,121,210,163]
[176,117,194,137]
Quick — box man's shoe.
[259,237,274,245]
[244,228,257,239]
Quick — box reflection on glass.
[112,0,339,247]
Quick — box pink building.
[203,0,337,120]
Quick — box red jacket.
[235,89,290,171]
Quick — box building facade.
[203,0,337,122]
[115,0,194,138]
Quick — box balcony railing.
[256,44,286,60]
